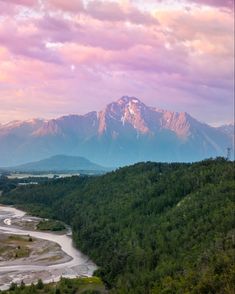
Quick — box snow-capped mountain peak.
[97,96,150,134]
[0,96,233,166]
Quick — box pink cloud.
[0,2,15,15]
[188,0,234,9]
[0,17,63,64]
[35,13,159,51]
[0,0,233,125]
[0,0,37,6]
[46,0,84,12]
[86,0,158,25]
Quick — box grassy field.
[0,235,32,261]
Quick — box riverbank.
[0,233,72,267]
[0,205,97,290]
[1,276,107,294]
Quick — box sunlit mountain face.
[0,0,234,128]
[0,97,233,167]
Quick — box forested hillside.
[1,158,234,293]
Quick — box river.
[0,205,97,290]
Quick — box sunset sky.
[0,0,234,125]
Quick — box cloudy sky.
[0,0,234,125]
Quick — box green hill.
[1,158,234,293]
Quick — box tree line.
[1,158,234,293]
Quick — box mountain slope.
[0,97,233,166]
[217,123,234,139]
[2,158,234,293]
[8,155,107,172]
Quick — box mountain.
[7,155,107,172]
[216,123,234,139]
[0,96,233,166]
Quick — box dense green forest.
[0,175,50,194]
[0,176,19,193]
[1,158,234,293]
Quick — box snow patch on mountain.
[0,96,233,166]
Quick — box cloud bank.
[0,0,234,125]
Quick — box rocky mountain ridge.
[0,96,233,166]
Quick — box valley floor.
[0,205,96,291]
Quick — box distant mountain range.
[6,155,107,172]
[0,96,234,167]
